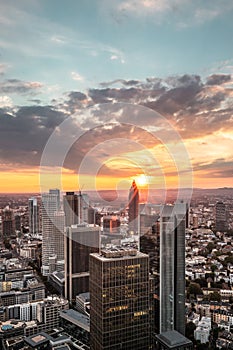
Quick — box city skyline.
[0,1,233,193]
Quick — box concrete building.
[194,317,211,344]
[41,190,65,276]
[28,197,40,235]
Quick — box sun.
[135,174,148,187]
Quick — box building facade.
[90,248,150,350]
[160,203,186,335]
[64,224,100,302]
[28,197,40,235]
[41,189,64,276]
[215,201,227,232]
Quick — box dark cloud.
[0,79,43,94]
[0,106,67,166]
[193,158,233,178]
[68,91,87,101]
[29,99,42,104]
[99,79,140,88]
[206,74,231,86]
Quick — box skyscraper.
[159,202,186,335]
[41,189,64,276]
[28,197,39,235]
[128,180,139,233]
[215,201,227,232]
[90,248,150,350]
[63,191,90,226]
[63,192,78,227]
[2,207,15,238]
[64,224,100,302]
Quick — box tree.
[209,291,221,302]
[185,321,196,340]
[211,264,218,273]
[206,242,215,253]
[187,282,203,298]
[194,278,207,288]
[224,255,233,265]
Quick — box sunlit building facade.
[90,248,150,350]
[128,180,139,234]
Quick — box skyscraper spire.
[128,180,139,233]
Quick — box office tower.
[63,191,78,227]
[48,188,60,209]
[90,248,150,350]
[63,191,90,226]
[128,180,139,233]
[160,203,186,335]
[103,215,120,233]
[2,207,15,238]
[215,201,227,232]
[140,218,160,333]
[14,214,22,232]
[64,224,100,302]
[41,189,64,276]
[28,197,39,235]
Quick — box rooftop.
[92,248,148,260]
[24,332,51,346]
[156,330,193,348]
[60,309,90,332]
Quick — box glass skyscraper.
[90,248,150,350]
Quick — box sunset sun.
[135,174,148,187]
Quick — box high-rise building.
[128,180,139,233]
[63,191,90,226]
[159,202,186,335]
[103,215,120,233]
[215,201,227,232]
[28,197,39,235]
[90,248,150,350]
[2,207,15,238]
[41,189,64,276]
[64,224,100,302]
[63,191,78,227]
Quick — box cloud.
[50,35,66,44]
[0,96,13,108]
[110,54,125,63]
[193,158,233,178]
[206,74,231,86]
[0,63,10,75]
[0,105,67,167]
[100,79,140,87]
[106,0,233,27]
[0,79,43,95]
[71,71,84,82]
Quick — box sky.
[0,0,233,193]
